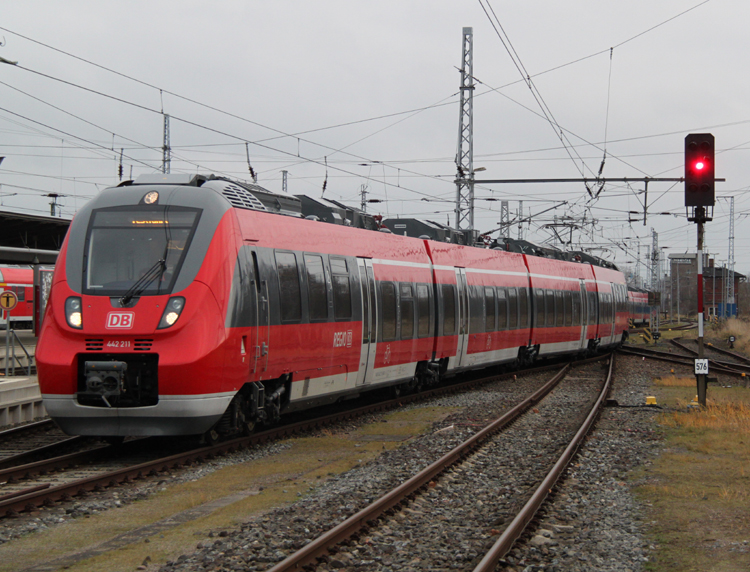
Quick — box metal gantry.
[454,27,475,231]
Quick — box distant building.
[669,253,745,318]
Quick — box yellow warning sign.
[0,290,18,311]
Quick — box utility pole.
[499,200,510,238]
[162,114,171,174]
[360,184,369,212]
[517,201,523,240]
[454,27,475,232]
[727,195,735,317]
[650,228,660,334]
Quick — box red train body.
[37,175,631,438]
[0,267,34,330]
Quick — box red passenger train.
[37,174,629,439]
[0,267,34,330]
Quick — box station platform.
[0,375,44,426]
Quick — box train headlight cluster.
[65,297,83,329]
[158,296,185,329]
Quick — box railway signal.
[684,133,715,207]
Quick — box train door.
[252,250,270,374]
[578,280,587,349]
[356,258,378,385]
[455,268,469,367]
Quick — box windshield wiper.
[119,258,166,306]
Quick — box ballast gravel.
[154,356,663,572]
[0,354,667,571]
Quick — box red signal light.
[694,160,705,171]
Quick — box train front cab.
[37,181,241,437]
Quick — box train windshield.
[83,206,201,296]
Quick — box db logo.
[106,312,135,329]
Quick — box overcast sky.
[0,0,748,284]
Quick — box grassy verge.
[635,375,750,571]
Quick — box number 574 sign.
[694,359,709,375]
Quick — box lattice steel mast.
[727,195,735,313]
[455,27,475,231]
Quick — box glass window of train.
[442,284,456,335]
[484,287,495,332]
[571,292,580,326]
[333,275,352,320]
[401,286,414,339]
[545,289,555,327]
[555,290,565,326]
[508,288,518,329]
[417,284,430,337]
[330,257,348,275]
[469,285,485,334]
[359,267,370,343]
[381,282,397,341]
[587,291,597,324]
[564,291,573,326]
[16,287,25,302]
[276,252,301,322]
[518,287,529,328]
[534,289,544,327]
[304,254,328,321]
[497,287,507,330]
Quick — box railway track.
[265,355,613,572]
[0,419,96,470]
[619,344,750,378]
[0,355,607,518]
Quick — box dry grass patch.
[636,383,750,571]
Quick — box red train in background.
[37,174,632,440]
[0,267,34,330]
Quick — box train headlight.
[65,297,83,329]
[158,296,185,329]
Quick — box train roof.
[119,174,620,273]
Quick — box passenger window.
[508,288,518,329]
[381,282,397,341]
[484,287,495,332]
[442,284,456,336]
[400,284,414,339]
[497,288,507,329]
[564,291,573,326]
[331,257,351,320]
[555,291,564,327]
[275,252,301,322]
[417,284,430,337]
[469,285,485,334]
[519,287,529,328]
[304,255,327,321]
[535,289,545,327]
[545,289,555,327]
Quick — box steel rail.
[619,347,746,376]
[0,419,55,441]
[670,339,750,373]
[265,361,585,572]
[0,436,87,470]
[473,355,615,572]
[0,354,608,518]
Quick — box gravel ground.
[152,355,663,572]
[0,354,669,571]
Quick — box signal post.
[685,133,718,407]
